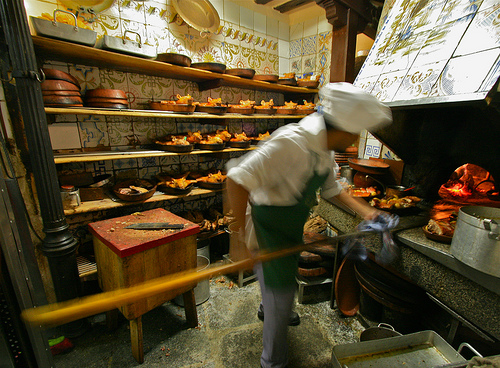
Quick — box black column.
[0,0,86,336]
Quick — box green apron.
[251,155,329,289]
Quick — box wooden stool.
[89,208,200,363]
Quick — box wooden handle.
[21,240,328,327]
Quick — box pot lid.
[172,0,220,34]
[59,0,114,13]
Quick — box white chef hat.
[319,82,392,134]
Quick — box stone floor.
[53,267,366,368]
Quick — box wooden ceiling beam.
[274,0,315,13]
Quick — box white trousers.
[255,263,295,368]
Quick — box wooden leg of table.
[130,317,144,364]
[182,289,198,328]
[106,309,119,330]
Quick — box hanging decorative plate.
[172,0,220,35]
[59,0,114,13]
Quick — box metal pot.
[360,323,402,341]
[450,206,500,278]
[340,165,354,184]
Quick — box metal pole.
[0,0,86,337]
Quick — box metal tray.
[30,13,97,46]
[96,32,157,59]
[332,330,467,368]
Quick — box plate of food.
[422,216,456,243]
[194,97,227,114]
[296,101,316,115]
[227,132,251,148]
[297,79,319,88]
[155,136,194,152]
[250,131,271,144]
[227,99,255,114]
[113,179,157,202]
[276,101,298,115]
[349,186,380,198]
[196,170,226,189]
[254,99,276,115]
[369,195,422,214]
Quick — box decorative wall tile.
[113,157,138,170]
[437,0,483,25]
[138,156,159,168]
[371,70,407,102]
[78,117,109,148]
[364,138,382,159]
[133,118,156,145]
[290,56,301,74]
[94,14,121,37]
[72,64,100,92]
[107,118,134,146]
[159,155,180,166]
[144,1,169,27]
[302,36,316,55]
[86,160,113,175]
[289,39,302,58]
[302,55,316,74]
[113,168,139,181]
[432,49,499,96]
[98,69,128,90]
[155,119,176,138]
[454,5,500,57]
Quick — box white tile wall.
[279,20,289,40]
[289,23,303,41]
[254,11,266,34]
[318,16,332,34]
[224,0,239,24]
[239,5,253,29]
[267,17,279,38]
[278,39,289,58]
[303,18,318,37]
[211,0,224,19]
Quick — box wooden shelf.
[64,188,221,215]
[54,147,257,164]
[33,36,318,95]
[45,107,311,119]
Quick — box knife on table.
[125,223,185,230]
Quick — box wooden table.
[89,208,200,363]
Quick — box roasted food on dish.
[117,179,153,195]
[165,177,197,189]
[425,213,457,237]
[230,132,250,142]
[215,130,231,142]
[40,12,91,29]
[175,94,193,104]
[250,131,271,141]
[297,100,316,109]
[186,131,203,144]
[229,99,255,108]
[300,75,319,81]
[156,135,190,146]
[283,72,295,78]
[194,96,225,106]
[369,195,421,210]
[198,170,226,183]
[350,186,379,197]
[200,135,224,145]
[277,101,298,109]
[255,99,275,109]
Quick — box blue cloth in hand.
[341,213,400,265]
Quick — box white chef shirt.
[226,113,343,250]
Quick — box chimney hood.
[354,0,500,108]
[352,0,500,201]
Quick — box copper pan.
[41,79,80,91]
[43,95,83,105]
[85,89,127,99]
[42,90,81,96]
[42,68,80,87]
[85,97,129,104]
[348,158,389,175]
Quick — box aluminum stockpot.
[450,206,500,278]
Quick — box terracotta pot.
[41,79,81,91]
[85,88,127,99]
[42,68,80,87]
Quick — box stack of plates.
[41,69,82,107]
[84,89,128,109]
[335,149,358,178]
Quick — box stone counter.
[316,198,500,341]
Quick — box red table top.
[88,208,200,258]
